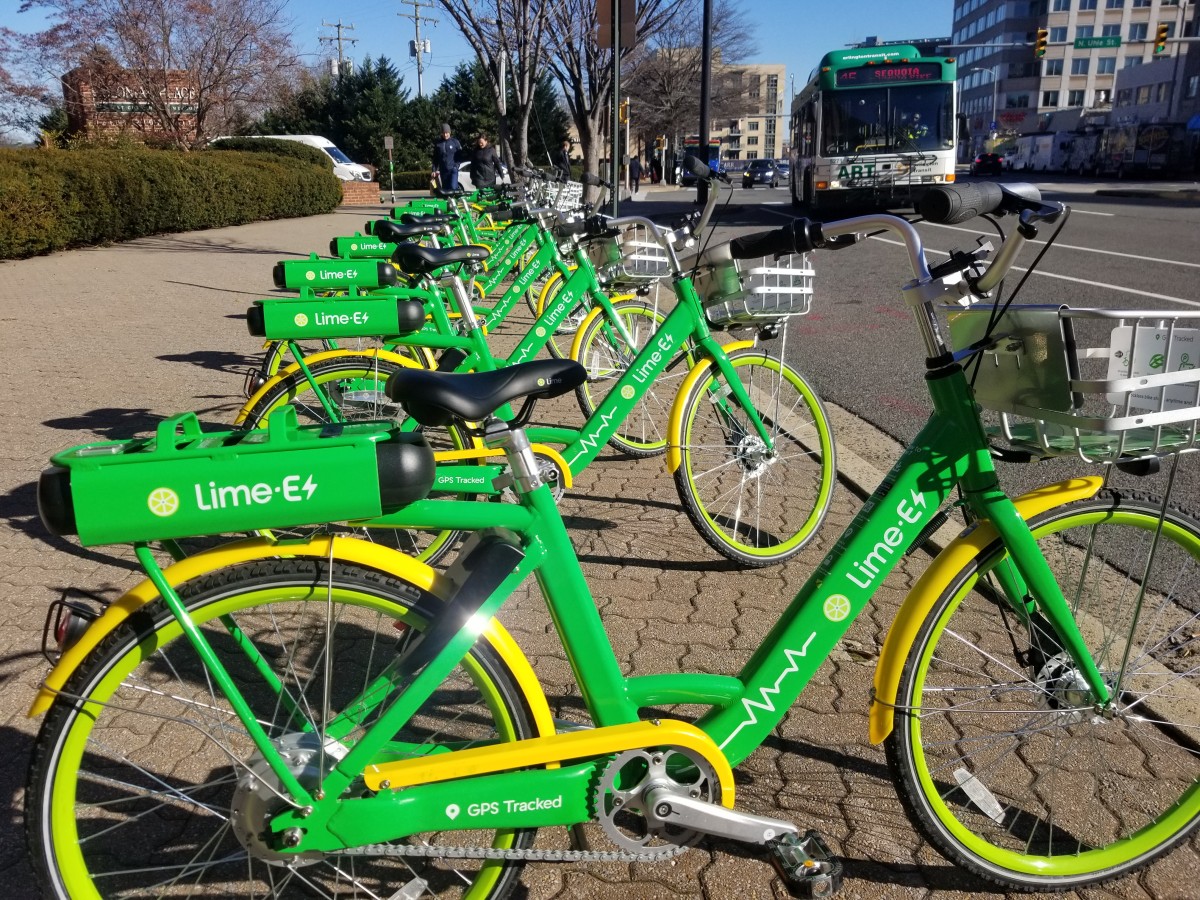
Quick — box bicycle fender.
[665,342,757,473]
[28,536,555,740]
[868,475,1104,745]
[235,348,425,425]
[433,444,573,489]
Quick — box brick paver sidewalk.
[0,208,1193,899]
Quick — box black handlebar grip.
[918,182,1004,224]
[728,219,820,259]
[683,155,711,180]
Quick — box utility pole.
[398,0,438,98]
[319,21,358,79]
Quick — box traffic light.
[1155,23,1169,54]
[618,98,629,125]
[1034,28,1049,58]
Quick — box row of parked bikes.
[24,161,1200,898]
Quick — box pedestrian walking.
[432,123,462,191]
[629,155,642,194]
[555,140,573,181]
[462,133,506,190]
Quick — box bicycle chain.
[339,840,685,864]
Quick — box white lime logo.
[294,313,309,327]
[305,270,316,281]
[621,385,636,400]
[147,487,180,517]
[535,326,546,338]
[350,243,359,251]
[537,378,546,387]
[823,594,851,622]
[445,803,460,820]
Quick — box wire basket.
[587,222,680,287]
[550,180,584,212]
[947,305,1200,463]
[695,253,815,328]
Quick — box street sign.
[383,136,394,150]
[596,0,637,49]
[989,120,998,131]
[1074,35,1121,49]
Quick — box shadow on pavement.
[0,481,142,573]
[0,724,39,900]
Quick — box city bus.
[789,45,957,211]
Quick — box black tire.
[26,558,540,899]
[887,490,1200,890]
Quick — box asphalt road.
[630,175,1200,511]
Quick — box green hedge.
[208,136,331,167]
[0,146,342,260]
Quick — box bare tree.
[542,0,685,189]
[622,0,755,152]
[4,0,299,147]
[435,0,549,168]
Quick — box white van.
[258,135,372,181]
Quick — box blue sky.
[284,0,956,95]
[3,0,955,100]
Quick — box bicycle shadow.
[0,722,41,900]
[42,408,240,441]
[157,349,259,377]
[0,481,142,573]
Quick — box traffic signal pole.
[697,0,713,206]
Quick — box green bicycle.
[238,181,835,566]
[29,181,1200,899]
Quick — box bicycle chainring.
[594,747,719,854]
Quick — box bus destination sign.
[836,62,942,86]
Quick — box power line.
[319,20,359,78]
[398,0,438,98]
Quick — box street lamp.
[969,66,1000,153]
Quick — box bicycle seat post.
[443,271,484,333]
[481,416,545,495]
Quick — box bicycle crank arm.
[642,785,798,844]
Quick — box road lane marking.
[870,237,1200,307]
[920,221,1200,268]
[1070,209,1115,216]
[759,205,1199,304]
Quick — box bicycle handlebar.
[918,182,1061,226]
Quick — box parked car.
[970,152,1004,176]
[742,158,780,188]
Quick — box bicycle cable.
[966,205,1073,389]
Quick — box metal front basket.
[550,180,584,212]
[587,222,685,287]
[947,305,1200,463]
[696,253,814,328]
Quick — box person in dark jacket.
[432,123,462,190]
[462,133,505,189]
[628,155,642,194]
[555,140,573,181]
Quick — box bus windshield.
[821,84,954,155]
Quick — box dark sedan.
[741,158,780,188]
[971,153,1004,176]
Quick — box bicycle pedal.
[767,830,843,899]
